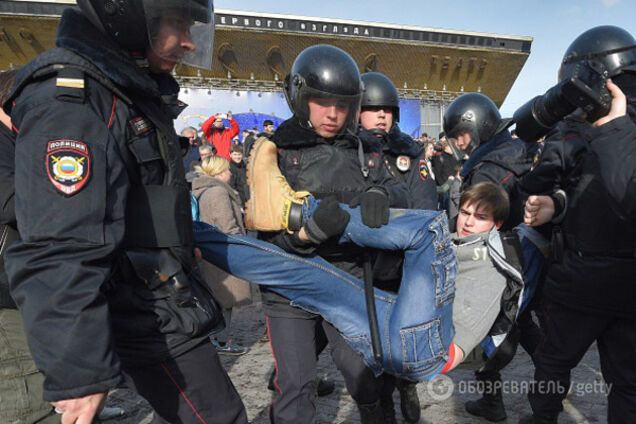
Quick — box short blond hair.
[195,156,230,177]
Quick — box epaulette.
[55,66,85,104]
[4,48,131,114]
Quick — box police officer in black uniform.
[259,45,409,424]
[443,93,544,422]
[444,92,538,231]
[520,25,636,424]
[356,71,437,423]
[359,72,438,210]
[0,69,60,424]
[3,1,247,423]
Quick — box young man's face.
[213,117,224,128]
[359,107,394,133]
[230,151,243,163]
[455,132,472,151]
[146,16,195,73]
[308,98,349,139]
[456,202,502,237]
[264,124,275,133]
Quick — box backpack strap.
[499,230,524,274]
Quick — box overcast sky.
[214,0,635,117]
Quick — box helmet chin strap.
[347,129,370,178]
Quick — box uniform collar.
[272,117,358,149]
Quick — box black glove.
[349,187,390,228]
[304,197,350,244]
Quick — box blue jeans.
[194,199,456,381]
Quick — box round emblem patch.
[46,140,90,196]
[396,155,411,172]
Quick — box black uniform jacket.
[358,125,437,291]
[359,125,437,210]
[588,114,636,220]
[520,117,590,197]
[3,10,217,401]
[543,115,636,318]
[510,115,636,317]
[259,118,409,318]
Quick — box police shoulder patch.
[46,140,90,196]
[418,159,429,181]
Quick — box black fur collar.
[357,124,423,158]
[272,117,359,149]
[386,124,423,157]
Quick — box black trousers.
[266,313,381,424]
[529,300,636,423]
[122,341,248,424]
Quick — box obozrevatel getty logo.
[426,374,455,401]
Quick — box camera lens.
[535,83,577,128]
[513,82,577,142]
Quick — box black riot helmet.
[443,93,506,150]
[360,72,400,123]
[559,25,636,107]
[77,0,215,69]
[284,45,363,136]
[559,25,636,83]
[513,26,636,143]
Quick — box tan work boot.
[245,137,310,231]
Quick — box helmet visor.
[447,122,480,152]
[144,0,215,70]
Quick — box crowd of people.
[0,1,635,424]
